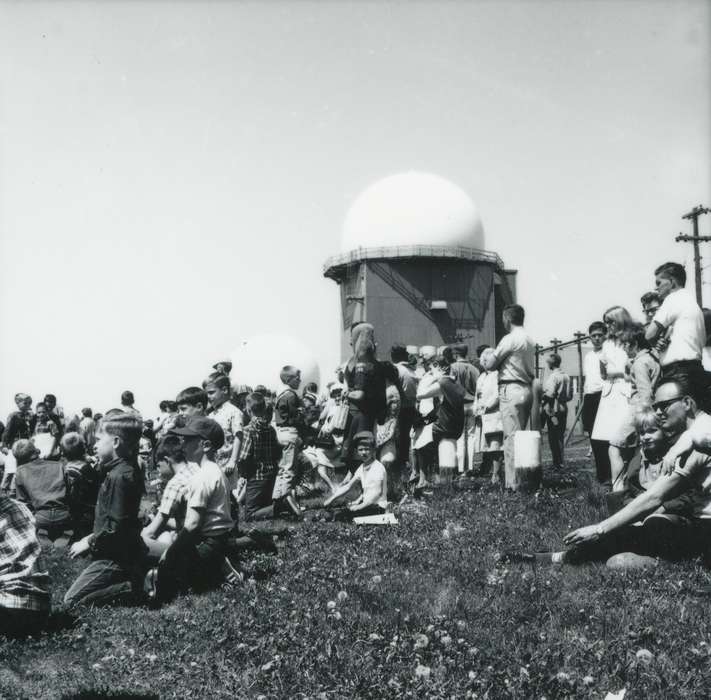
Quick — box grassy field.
[3,442,711,699]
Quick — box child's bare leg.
[316,465,336,492]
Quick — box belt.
[499,380,529,385]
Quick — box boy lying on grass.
[512,379,711,568]
[323,430,388,521]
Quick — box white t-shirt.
[583,349,604,394]
[186,459,234,536]
[209,402,244,468]
[352,459,388,509]
[652,287,705,366]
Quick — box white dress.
[591,340,632,444]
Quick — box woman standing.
[342,323,388,473]
[415,353,465,488]
[591,306,635,491]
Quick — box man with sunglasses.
[528,379,711,567]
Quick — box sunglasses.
[652,396,684,414]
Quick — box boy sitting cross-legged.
[64,413,147,608]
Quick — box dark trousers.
[545,407,567,467]
[397,406,418,467]
[591,440,612,484]
[566,514,711,564]
[581,392,601,435]
[35,506,72,542]
[334,505,385,522]
[64,558,141,608]
[156,532,229,602]
[0,607,49,637]
[244,477,276,521]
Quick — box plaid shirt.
[238,417,281,480]
[158,462,200,526]
[0,496,50,612]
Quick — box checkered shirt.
[238,417,281,480]
[158,462,201,523]
[0,496,50,612]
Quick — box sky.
[0,0,709,419]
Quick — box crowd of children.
[5,259,711,633]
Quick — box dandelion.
[413,633,429,650]
[415,664,431,680]
[635,649,654,665]
[327,600,337,611]
[337,590,348,602]
[371,575,382,584]
[440,635,453,647]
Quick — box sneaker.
[143,567,159,604]
[221,557,244,590]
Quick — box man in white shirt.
[582,321,611,484]
[482,304,536,490]
[645,262,707,406]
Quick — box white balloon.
[229,334,320,391]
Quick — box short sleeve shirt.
[583,349,604,394]
[352,459,388,509]
[673,448,711,519]
[542,369,571,406]
[653,287,705,366]
[491,327,535,384]
[186,460,234,536]
[158,463,200,525]
[209,401,244,468]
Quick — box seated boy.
[62,432,101,541]
[64,413,147,608]
[152,416,236,603]
[141,435,200,562]
[0,493,50,636]
[13,439,72,541]
[323,431,388,521]
[238,393,281,521]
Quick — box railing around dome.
[323,245,506,278]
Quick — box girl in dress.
[591,306,635,491]
[472,348,504,486]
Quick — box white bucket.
[514,430,542,468]
[514,430,542,493]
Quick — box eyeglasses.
[590,333,604,339]
[652,396,684,414]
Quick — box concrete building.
[323,172,517,360]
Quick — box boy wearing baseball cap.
[323,431,388,521]
[151,416,236,602]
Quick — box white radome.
[229,334,320,391]
[341,171,485,253]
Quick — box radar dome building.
[324,172,517,359]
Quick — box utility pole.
[549,338,561,353]
[675,205,711,306]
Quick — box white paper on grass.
[353,512,398,525]
[604,690,626,700]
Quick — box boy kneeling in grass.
[151,416,238,602]
[323,431,388,521]
[238,392,281,521]
[65,413,147,608]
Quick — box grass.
[3,441,711,699]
